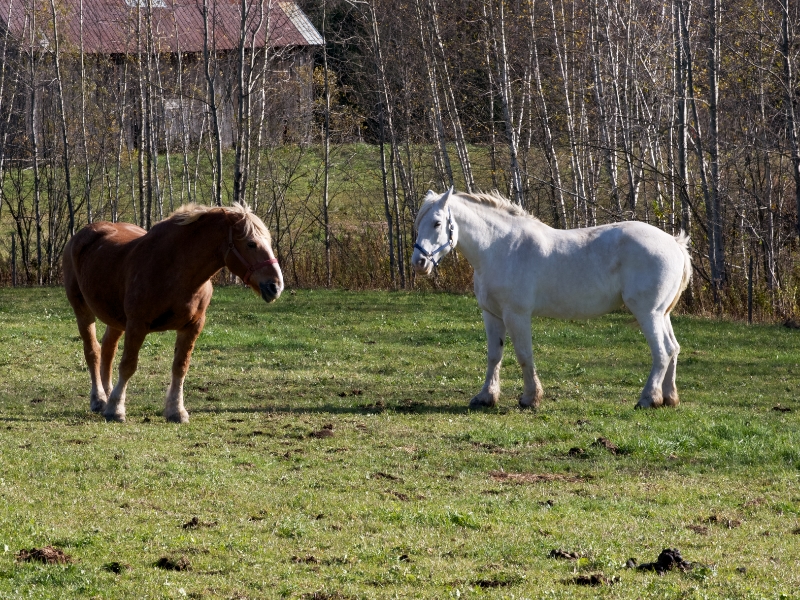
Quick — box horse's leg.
[661,314,681,407]
[633,311,677,408]
[73,308,107,413]
[100,326,124,399]
[505,313,543,409]
[164,319,204,423]
[470,310,506,408]
[104,325,147,423]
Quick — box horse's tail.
[666,230,693,315]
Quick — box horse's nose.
[413,255,429,274]
[260,280,282,302]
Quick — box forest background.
[1,0,799,321]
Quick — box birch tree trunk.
[414,0,453,189]
[779,0,800,240]
[548,0,586,222]
[590,0,621,216]
[203,0,224,206]
[486,0,524,205]
[79,0,92,223]
[369,0,405,287]
[428,0,475,192]
[706,0,725,299]
[530,3,567,227]
[674,0,691,234]
[322,0,332,287]
[49,0,75,236]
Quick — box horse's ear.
[425,189,437,201]
[441,186,454,206]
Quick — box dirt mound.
[567,573,616,586]
[155,555,191,571]
[15,546,74,565]
[636,548,693,574]
[592,436,621,454]
[489,471,588,484]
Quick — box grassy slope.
[0,287,798,599]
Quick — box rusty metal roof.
[0,0,322,54]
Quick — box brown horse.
[63,202,283,423]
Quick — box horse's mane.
[416,190,538,227]
[169,202,271,242]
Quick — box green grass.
[0,286,799,599]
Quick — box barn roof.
[0,0,322,54]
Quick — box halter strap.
[226,228,279,285]
[413,208,455,268]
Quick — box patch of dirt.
[705,514,742,528]
[592,437,621,454]
[293,555,320,564]
[309,424,335,438]
[743,497,766,508]
[30,398,45,404]
[686,524,708,535]
[102,561,131,573]
[566,573,616,586]
[568,447,585,457]
[489,471,588,484]
[772,404,792,413]
[301,591,352,600]
[791,527,800,535]
[182,517,217,529]
[155,555,191,571]
[15,546,74,565]
[549,549,582,560]
[636,548,694,574]
[387,490,410,501]
[308,423,334,439]
[472,577,513,588]
[370,471,402,482]
[339,389,363,398]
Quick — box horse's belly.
[533,290,623,320]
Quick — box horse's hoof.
[104,413,126,423]
[165,411,189,424]
[469,395,497,409]
[518,397,540,410]
[90,400,107,413]
[635,397,663,409]
[662,395,680,408]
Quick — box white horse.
[411,188,692,409]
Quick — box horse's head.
[225,204,284,303]
[412,187,458,276]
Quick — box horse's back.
[508,220,688,319]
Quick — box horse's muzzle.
[259,280,282,303]
[412,256,433,276]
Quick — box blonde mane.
[416,190,537,227]
[169,202,271,243]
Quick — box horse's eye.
[434,221,441,229]
[247,242,257,249]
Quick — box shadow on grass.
[190,402,480,417]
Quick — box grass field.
[0,286,799,599]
